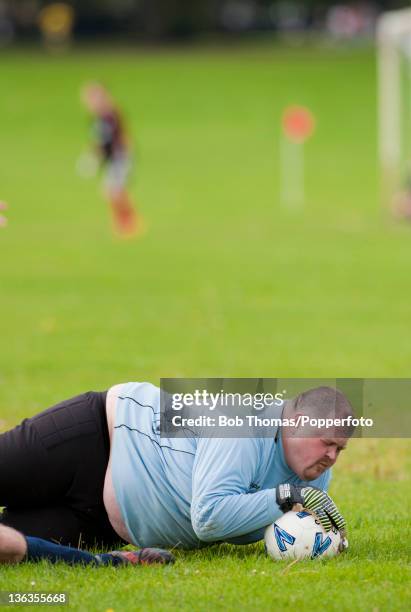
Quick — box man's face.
[282,431,348,481]
[82,86,108,115]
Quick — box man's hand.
[276,483,346,534]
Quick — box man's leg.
[0,525,175,567]
[1,505,94,549]
[0,525,93,565]
[108,188,138,237]
[0,525,26,564]
[0,392,103,509]
[0,391,122,548]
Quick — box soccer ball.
[264,511,347,561]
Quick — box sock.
[25,538,173,567]
[25,536,99,566]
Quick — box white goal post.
[377,8,411,203]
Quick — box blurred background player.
[37,2,75,52]
[80,82,139,237]
[391,160,411,220]
[0,201,7,227]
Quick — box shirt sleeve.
[190,437,281,542]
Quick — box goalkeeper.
[0,384,352,566]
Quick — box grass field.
[0,42,410,610]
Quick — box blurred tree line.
[5,0,411,40]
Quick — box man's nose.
[325,447,337,462]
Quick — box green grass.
[0,42,410,610]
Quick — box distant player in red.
[391,167,411,220]
[0,201,7,228]
[80,83,139,237]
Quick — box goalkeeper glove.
[276,483,346,535]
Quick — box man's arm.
[191,437,281,542]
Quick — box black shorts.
[0,391,124,549]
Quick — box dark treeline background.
[4,0,411,41]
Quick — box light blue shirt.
[112,382,331,549]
